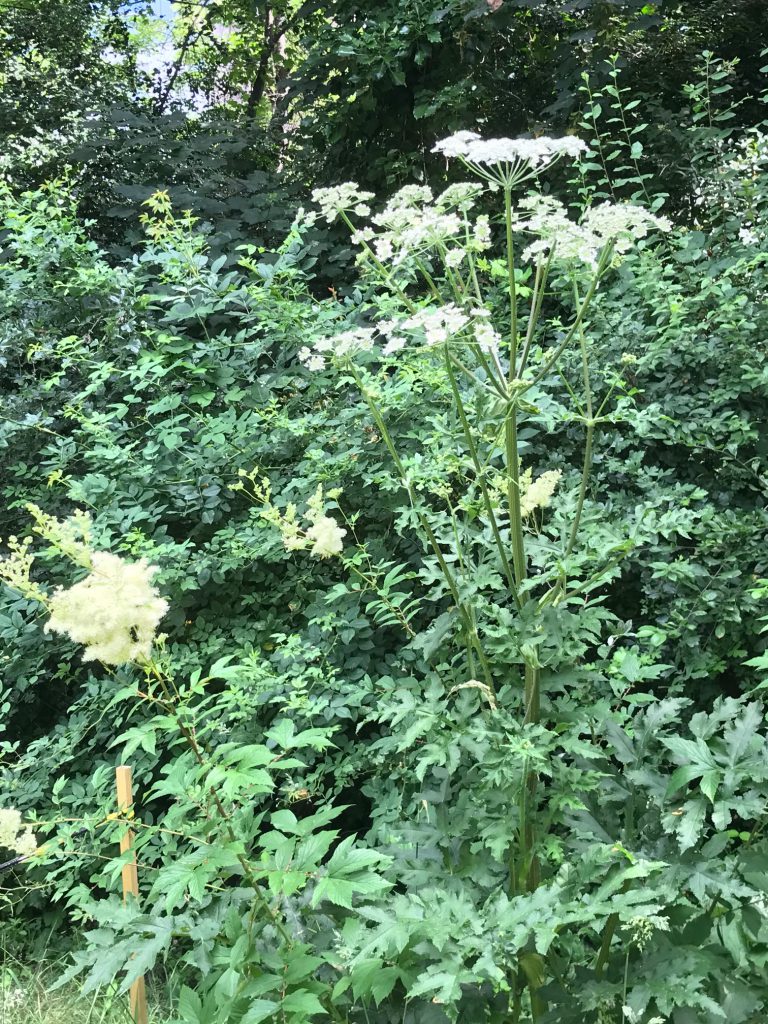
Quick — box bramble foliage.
[1,53,768,1024]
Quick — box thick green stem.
[565,423,594,560]
[565,280,595,560]
[444,351,520,607]
[517,251,553,376]
[504,187,519,376]
[525,246,611,391]
[352,366,494,689]
[505,409,527,592]
[595,913,619,977]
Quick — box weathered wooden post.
[115,765,149,1024]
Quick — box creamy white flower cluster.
[0,808,36,858]
[435,182,487,211]
[433,132,587,168]
[45,552,169,665]
[270,486,347,558]
[516,195,672,269]
[311,182,374,222]
[298,303,477,369]
[1,507,170,667]
[519,468,563,518]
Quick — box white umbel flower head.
[402,304,469,346]
[583,203,672,254]
[311,183,375,222]
[516,195,671,270]
[45,552,169,665]
[433,132,586,186]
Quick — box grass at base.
[0,960,170,1024]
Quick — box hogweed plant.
[196,133,678,1021]
[306,129,668,943]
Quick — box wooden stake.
[115,765,150,1024]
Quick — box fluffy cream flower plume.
[250,478,347,560]
[0,808,36,858]
[519,469,563,518]
[306,516,347,558]
[45,552,169,665]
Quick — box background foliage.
[1,2,768,1023]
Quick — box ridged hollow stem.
[350,364,493,689]
[525,244,611,390]
[413,257,443,301]
[504,395,542,900]
[504,186,519,377]
[463,221,485,306]
[448,347,508,400]
[594,913,619,977]
[564,279,595,560]
[517,249,553,377]
[444,350,520,609]
[504,407,527,593]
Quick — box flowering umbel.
[45,552,169,665]
[433,132,587,187]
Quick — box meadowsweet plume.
[45,552,169,665]
[520,469,563,518]
[0,808,36,857]
[306,516,347,558]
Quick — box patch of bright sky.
[152,0,176,19]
